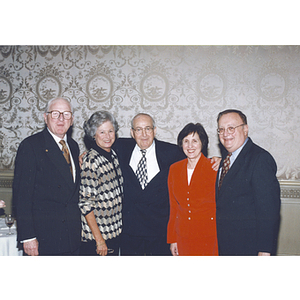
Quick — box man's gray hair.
[44,97,73,114]
[131,113,156,129]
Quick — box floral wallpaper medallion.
[140,72,168,102]
[258,70,288,101]
[36,75,62,103]
[0,76,12,104]
[86,74,113,103]
[197,72,226,101]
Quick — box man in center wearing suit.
[13,97,82,255]
[215,109,281,256]
[114,113,185,255]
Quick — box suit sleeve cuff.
[21,237,37,243]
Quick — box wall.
[0,45,299,179]
[277,181,300,255]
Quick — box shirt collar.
[135,140,155,154]
[47,127,67,145]
[231,137,249,161]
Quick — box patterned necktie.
[59,140,73,176]
[136,149,148,189]
[218,152,232,191]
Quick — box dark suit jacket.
[215,138,281,255]
[114,138,185,237]
[13,128,81,255]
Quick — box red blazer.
[167,154,217,243]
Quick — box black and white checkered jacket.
[79,146,123,241]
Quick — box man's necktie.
[218,152,232,191]
[136,149,148,189]
[59,140,73,176]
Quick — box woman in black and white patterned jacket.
[79,111,123,256]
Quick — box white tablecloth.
[0,218,23,256]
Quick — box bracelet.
[96,241,106,247]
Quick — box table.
[0,218,23,256]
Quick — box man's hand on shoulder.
[210,156,221,171]
[79,152,87,168]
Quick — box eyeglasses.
[132,126,154,135]
[217,124,245,135]
[47,110,73,120]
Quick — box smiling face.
[130,114,156,150]
[43,98,73,139]
[218,112,248,153]
[94,120,115,152]
[182,132,202,162]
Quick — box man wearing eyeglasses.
[13,97,81,255]
[216,109,281,256]
[113,113,185,255]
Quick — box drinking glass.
[5,214,15,235]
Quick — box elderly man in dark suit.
[13,97,81,256]
[215,109,281,256]
[114,113,185,255]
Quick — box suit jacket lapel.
[180,159,188,188]
[227,138,253,178]
[217,138,253,196]
[125,141,142,190]
[43,129,75,189]
[155,139,167,176]
[68,136,80,186]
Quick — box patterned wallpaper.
[0,45,299,180]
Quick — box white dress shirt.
[47,128,76,182]
[129,140,160,182]
[187,168,194,185]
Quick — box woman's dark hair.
[177,123,209,157]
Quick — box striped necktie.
[59,140,73,176]
[136,149,148,189]
[218,152,232,191]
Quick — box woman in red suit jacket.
[167,123,218,256]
